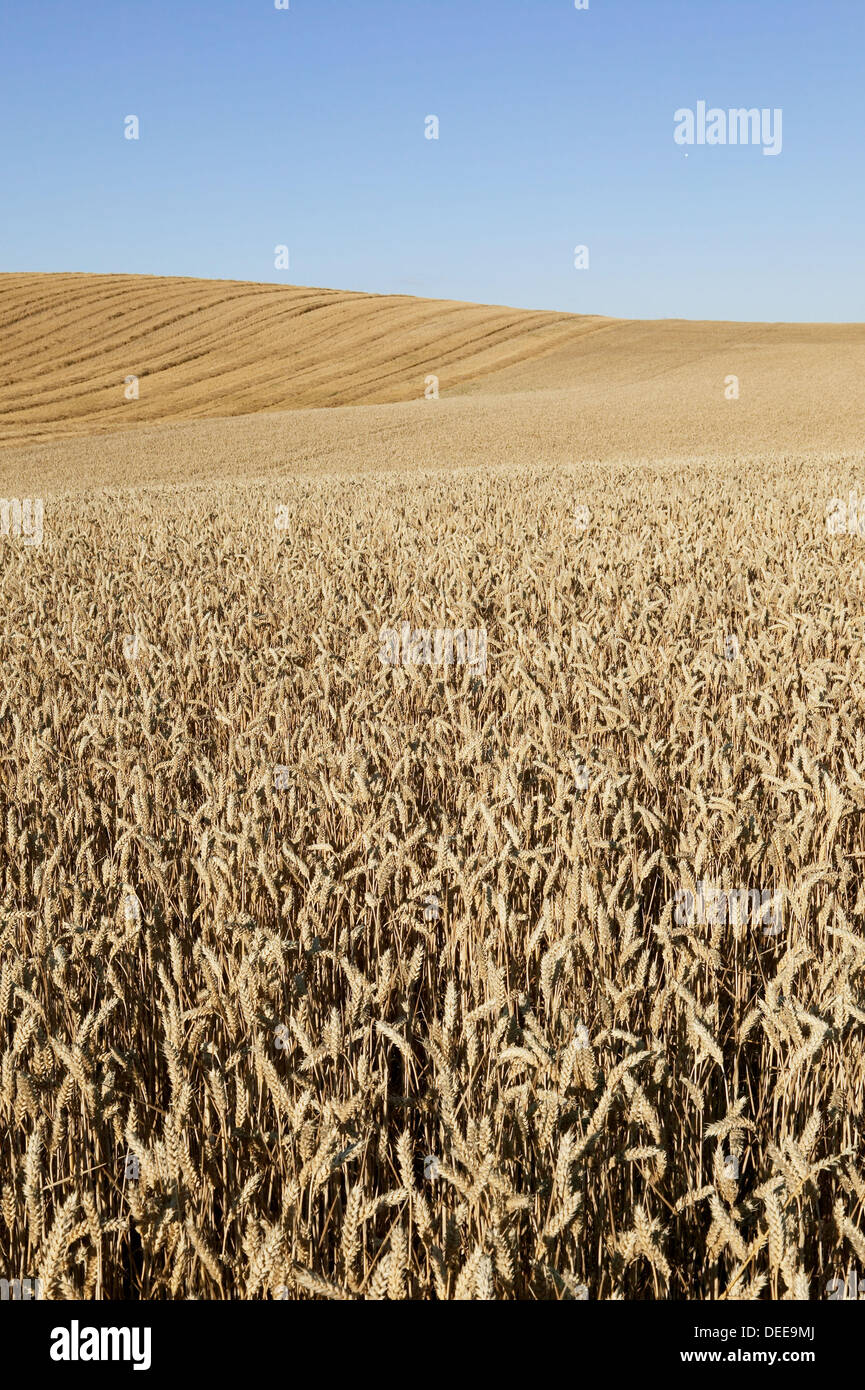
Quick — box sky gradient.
[1,0,862,320]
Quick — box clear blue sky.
[1,0,862,320]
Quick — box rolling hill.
[1,272,863,490]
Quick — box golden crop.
[1,452,864,1299]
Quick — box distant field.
[0,272,608,445]
[1,274,864,485]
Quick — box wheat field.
[1,275,864,1301]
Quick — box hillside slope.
[0,273,610,445]
[1,274,863,482]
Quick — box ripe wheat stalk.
[0,455,863,1299]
